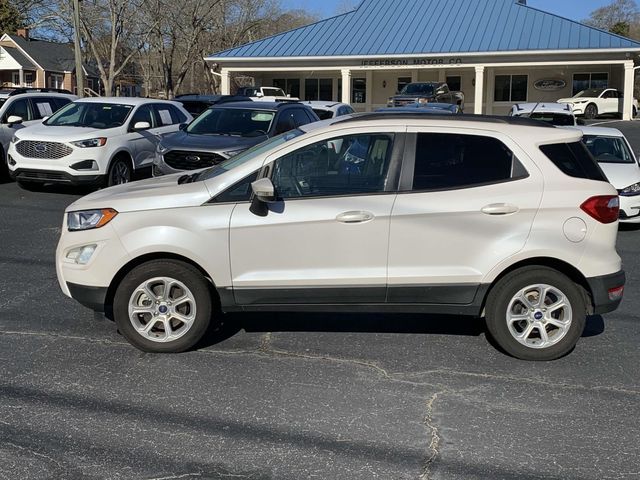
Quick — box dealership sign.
[361,57,464,67]
[533,79,566,91]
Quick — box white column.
[18,68,24,87]
[365,70,373,111]
[474,66,485,115]
[220,69,231,95]
[623,61,635,121]
[341,68,352,105]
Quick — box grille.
[163,150,226,170]
[394,99,417,107]
[17,170,69,182]
[16,141,73,159]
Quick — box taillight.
[580,196,620,224]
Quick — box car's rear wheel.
[113,260,214,353]
[485,267,586,361]
[584,104,598,120]
[107,156,132,187]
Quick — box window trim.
[208,171,260,205]
[572,72,609,96]
[494,74,529,103]
[261,132,406,202]
[399,132,530,193]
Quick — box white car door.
[228,127,404,305]
[387,128,543,305]
[599,90,619,115]
[125,104,159,169]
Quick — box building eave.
[206,48,640,64]
[1,33,45,71]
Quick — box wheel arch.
[108,149,135,172]
[480,257,594,316]
[104,252,218,319]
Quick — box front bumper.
[618,195,640,223]
[11,168,104,185]
[67,282,108,311]
[587,270,626,315]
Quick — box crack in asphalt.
[419,390,447,480]
[146,474,202,480]
[2,441,65,472]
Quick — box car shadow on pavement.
[198,312,606,349]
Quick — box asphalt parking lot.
[1,121,640,480]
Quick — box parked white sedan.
[558,88,638,119]
[574,125,640,223]
[508,102,578,126]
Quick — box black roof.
[207,101,306,111]
[2,87,74,96]
[335,112,556,128]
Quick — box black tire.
[484,267,586,361]
[106,156,132,187]
[113,259,214,353]
[0,146,10,183]
[633,106,637,118]
[584,103,598,120]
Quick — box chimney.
[16,28,29,40]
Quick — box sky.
[282,0,616,22]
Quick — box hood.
[558,98,588,104]
[598,162,640,189]
[15,123,118,141]
[161,130,265,152]
[66,173,212,214]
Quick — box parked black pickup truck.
[388,82,465,110]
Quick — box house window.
[49,73,64,89]
[573,73,608,95]
[446,76,462,92]
[397,77,412,93]
[273,79,300,98]
[304,78,333,101]
[24,72,34,87]
[494,74,528,102]
[12,72,20,86]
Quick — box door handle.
[481,203,519,215]
[336,211,375,224]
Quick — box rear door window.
[410,133,527,191]
[540,142,607,181]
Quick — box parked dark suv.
[153,101,319,175]
[173,94,244,117]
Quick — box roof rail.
[333,112,556,128]
[8,87,74,96]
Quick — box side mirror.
[256,92,264,98]
[286,94,291,98]
[178,123,188,131]
[6,115,23,125]
[436,89,445,95]
[251,177,276,203]
[133,121,151,131]
[41,116,50,122]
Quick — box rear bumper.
[587,270,626,315]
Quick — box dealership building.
[206,0,640,119]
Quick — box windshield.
[401,83,436,95]
[187,108,275,137]
[582,135,635,164]
[45,102,133,128]
[528,112,575,126]
[313,109,334,120]
[199,129,304,181]
[574,89,605,98]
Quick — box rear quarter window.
[539,142,607,182]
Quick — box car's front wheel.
[485,267,586,361]
[107,156,132,187]
[113,260,214,352]
[584,104,598,120]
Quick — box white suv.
[56,114,625,361]
[8,97,192,188]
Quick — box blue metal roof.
[209,0,640,59]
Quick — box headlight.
[71,138,107,148]
[67,208,118,231]
[10,135,17,144]
[574,100,588,104]
[619,183,640,196]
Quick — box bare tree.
[78,0,153,95]
[585,0,640,38]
